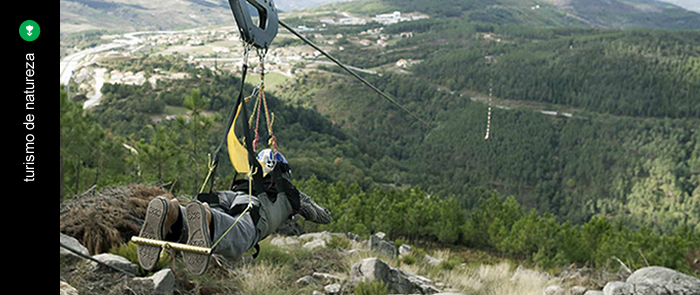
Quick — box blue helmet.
[256,149,290,176]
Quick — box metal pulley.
[228,0,279,49]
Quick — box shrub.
[328,236,351,250]
[109,241,172,276]
[401,254,416,265]
[394,238,406,248]
[354,280,388,295]
[257,242,295,266]
[412,247,427,261]
[439,259,457,270]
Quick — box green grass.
[109,241,172,276]
[354,280,389,295]
[245,72,290,92]
[164,105,190,115]
[328,235,352,250]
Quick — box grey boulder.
[324,283,341,295]
[130,268,175,294]
[350,257,440,294]
[369,233,398,259]
[599,266,700,295]
[60,233,90,262]
[90,253,139,274]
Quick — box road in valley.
[60,42,125,86]
[83,68,107,109]
[59,30,187,86]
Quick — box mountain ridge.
[60,0,700,35]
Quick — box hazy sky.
[657,0,700,12]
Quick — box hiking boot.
[137,196,180,271]
[183,201,213,275]
[298,192,332,224]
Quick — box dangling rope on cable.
[484,53,495,141]
[248,49,278,153]
[485,80,492,141]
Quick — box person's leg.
[137,196,185,270]
[188,190,295,258]
[182,201,213,275]
[183,192,260,274]
[256,191,294,240]
[207,191,260,258]
[208,206,258,257]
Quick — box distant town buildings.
[372,11,429,25]
[296,26,314,32]
[399,32,414,38]
[320,11,429,27]
[108,70,146,85]
[396,59,421,68]
[321,16,366,25]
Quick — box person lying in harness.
[136,149,332,275]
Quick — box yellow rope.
[198,153,217,194]
[248,94,259,127]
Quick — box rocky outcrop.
[369,232,398,259]
[324,283,342,295]
[299,231,338,242]
[303,239,327,250]
[399,244,413,257]
[544,285,565,295]
[90,253,139,274]
[313,272,342,283]
[296,275,319,286]
[593,266,700,295]
[347,232,361,242]
[130,268,175,294]
[570,286,588,295]
[60,233,90,263]
[626,266,700,294]
[270,236,301,248]
[543,284,588,295]
[350,257,440,294]
[60,282,79,295]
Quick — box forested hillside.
[282,69,700,234]
[322,0,700,29]
[277,10,700,234]
[414,28,700,118]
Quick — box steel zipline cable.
[278,20,436,132]
[60,241,137,277]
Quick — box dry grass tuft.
[230,260,293,295]
[60,184,174,254]
[441,262,560,295]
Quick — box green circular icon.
[20,20,40,42]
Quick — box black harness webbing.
[200,63,265,199]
